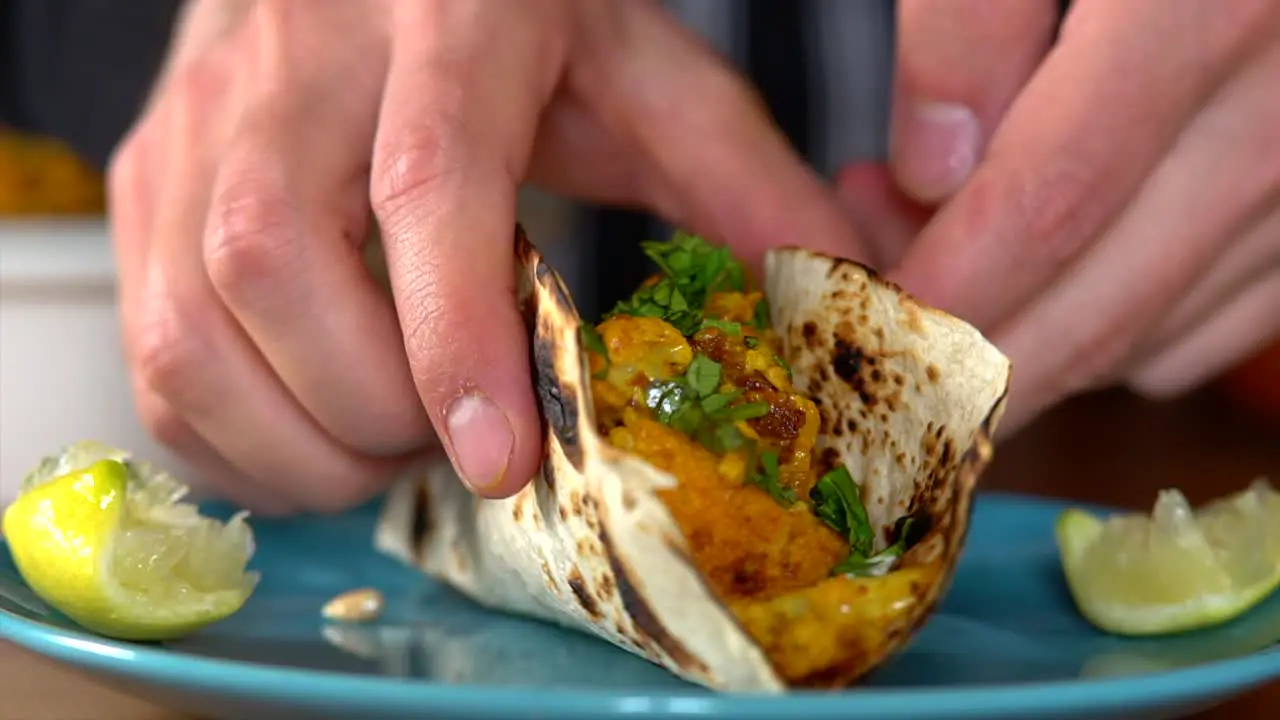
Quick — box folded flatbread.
[376,227,1011,693]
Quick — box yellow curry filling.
[581,233,931,685]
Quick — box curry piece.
[588,289,844,584]
[583,232,929,685]
[607,411,848,601]
[730,565,937,686]
[585,286,924,684]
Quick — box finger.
[132,381,294,516]
[1135,208,1280,359]
[525,95,658,212]
[833,162,932,269]
[570,1,870,268]
[107,126,157,374]
[371,2,565,498]
[891,0,1275,330]
[203,3,432,458]
[139,55,399,514]
[107,112,291,515]
[891,0,1059,202]
[1127,273,1280,399]
[987,39,1280,434]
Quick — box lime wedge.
[1056,478,1280,636]
[2,441,258,641]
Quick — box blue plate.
[2,493,1277,720]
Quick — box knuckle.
[106,134,144,194]
[105,133,149,235]
[204,171,299,301]
[369,111,467,225]
[134,391,193,450]
[131,293,208,402]
[167,60,230,131]
[973,161,1098,272]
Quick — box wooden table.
[2,387,1277,719]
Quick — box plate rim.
[3,492,1278,718]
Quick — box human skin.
[840,0,1280,435]
[107,0,1280,514]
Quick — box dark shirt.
[1,0,181,168]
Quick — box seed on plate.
[321,587,384,623]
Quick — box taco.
[375,227,1011,692]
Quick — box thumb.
[890,0,1060,203]
[574,1,871,268]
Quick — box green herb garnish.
[699,390,740,414]
[645,380,690,424]
[744,336,760,349]
[713,400,769,422]
[810,466,875,557]
[643,355,770,457]
[578,323,610,380]
[747,450,796,506]
[812,467,928,577]
[685,355,722,397]
[831,516,928,577]
[702,421,748,454]
[608,232,747,335]
[701,318,742,335]
[640,231,746,296]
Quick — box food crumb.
[321,588,384,623]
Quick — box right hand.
[108,0,866,515]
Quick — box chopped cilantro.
[608,232,748,336]
[685,355,722,397]
[812,468,929,578]
[832,516,929,578]
[643,357,769,458]
[640,231,746,296]
[578,323,610,380]
[744,336,760,349]
[747,450,796,506]
[831,548,898,577]
[645,381,689,424]
[609,280,703,335]
[810,466,875,556]
[715,401,769,422]
[701,318,742,335]
[699,390,741,414]
[700,422,748,454]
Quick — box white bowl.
[0,220,184,508]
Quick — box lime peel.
[1056,478,1280,637]
[3,441,259,641]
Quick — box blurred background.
[0,0,1276,507]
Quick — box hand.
[837,0,1280,435]
[108,0,863,514]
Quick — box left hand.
[836,0,1280,435]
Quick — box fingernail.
[445,393,514,492]
[892,101,980,202]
